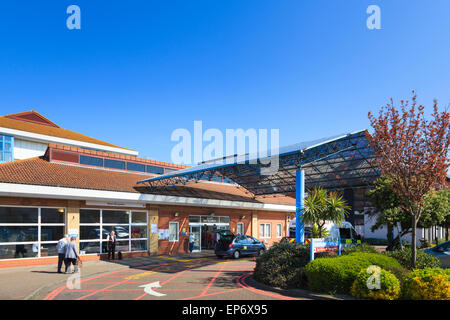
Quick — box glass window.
[103,225,129,240]
[41,208,65,223]
[80,226,101,240]
[219,216,230,223]
[169,222,179,242]
[0,244,38,259]
[41,226,64,242]
[131,225,147,239]
[132,211,146,224]
[237,223,244,235]
[80,155,103,167]
[80,241,101,254]
[189,216,200,223]
[0,226,38,242]
[260,223,271,238]
[276,223,282,238]
[80,209,100,224]
[102,210,129,224]
[40,243,59,257]
[131,240,147,252]
[0,135,14,164]
[104,159,125,170]
[146,165,164,174]
[0,207,38,223]
[127,162,146,172]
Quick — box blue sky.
[0,1,449,163]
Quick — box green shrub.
[351,268,401,300]
[253,242,310,288]
[382,265,410,286]
[385,247,441,269]
[304,252,401,294]
[403,268,450,300]
[342,243,378,255]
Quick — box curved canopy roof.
[137,130,380,196]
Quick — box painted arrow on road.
[139,281,166,297]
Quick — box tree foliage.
[302,187,351,238]
[368,92,450,267]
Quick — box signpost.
[310,238,341,261]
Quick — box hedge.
[384,247,441,269]
[351,268,401,300]
[253,242,310,288]
[402,268,450,300]
[304,252,401,294]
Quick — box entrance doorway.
[189,215,230,252]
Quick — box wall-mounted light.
[240,215,246,219]
[57,208,65,213]
[174,212,179,217]
[209,212,215,217]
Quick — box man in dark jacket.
[107,231,117,260]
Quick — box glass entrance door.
[189,225,201,252]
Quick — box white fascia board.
[0,183,296,212]
[0,126,138,156]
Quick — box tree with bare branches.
[368,91,449,268]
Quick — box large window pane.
[0,226,38,242]
[169,222,179,241]
[80,241,101,254]
[104,159,125,170]
[80,209,100,223]
[103,225,129,240]
[131,240,147,252]
[102,241,129,253]
[80,226,102,240]
[80,155,103,167]
[0,244,39,259]
[0,207,38,223]
[40,243,59,257]
[41,208,65,223]
[131,225,147,239]
[102,210,129,224]
[41,226,64,242]
[132,211,146,224]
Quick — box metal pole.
[296,169,305,244]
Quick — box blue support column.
[296,169,305,244]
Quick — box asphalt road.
[40,255,304,300]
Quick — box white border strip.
[0,126,138,156]
[0,183,295,212]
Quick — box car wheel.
[258,248,265,256]
[233,250,240,259]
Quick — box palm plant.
[302,187,351,238]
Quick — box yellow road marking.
[125,270,158,280]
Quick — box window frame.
[169,221,179,242]
[276,223,283,238]
[79,209,148,255]
[0,205,65,260]
[0,135,14,163]
[236,222,244,235]
[259,223,272,239]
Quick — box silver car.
[424,240,450,268]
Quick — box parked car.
[215,234,266,259]
[424,240,450,268]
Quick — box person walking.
[106,231,117,260]
[189,232,195,253]
[56,234,69,273]
[64,237,79,274]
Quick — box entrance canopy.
[137,130,379,196]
